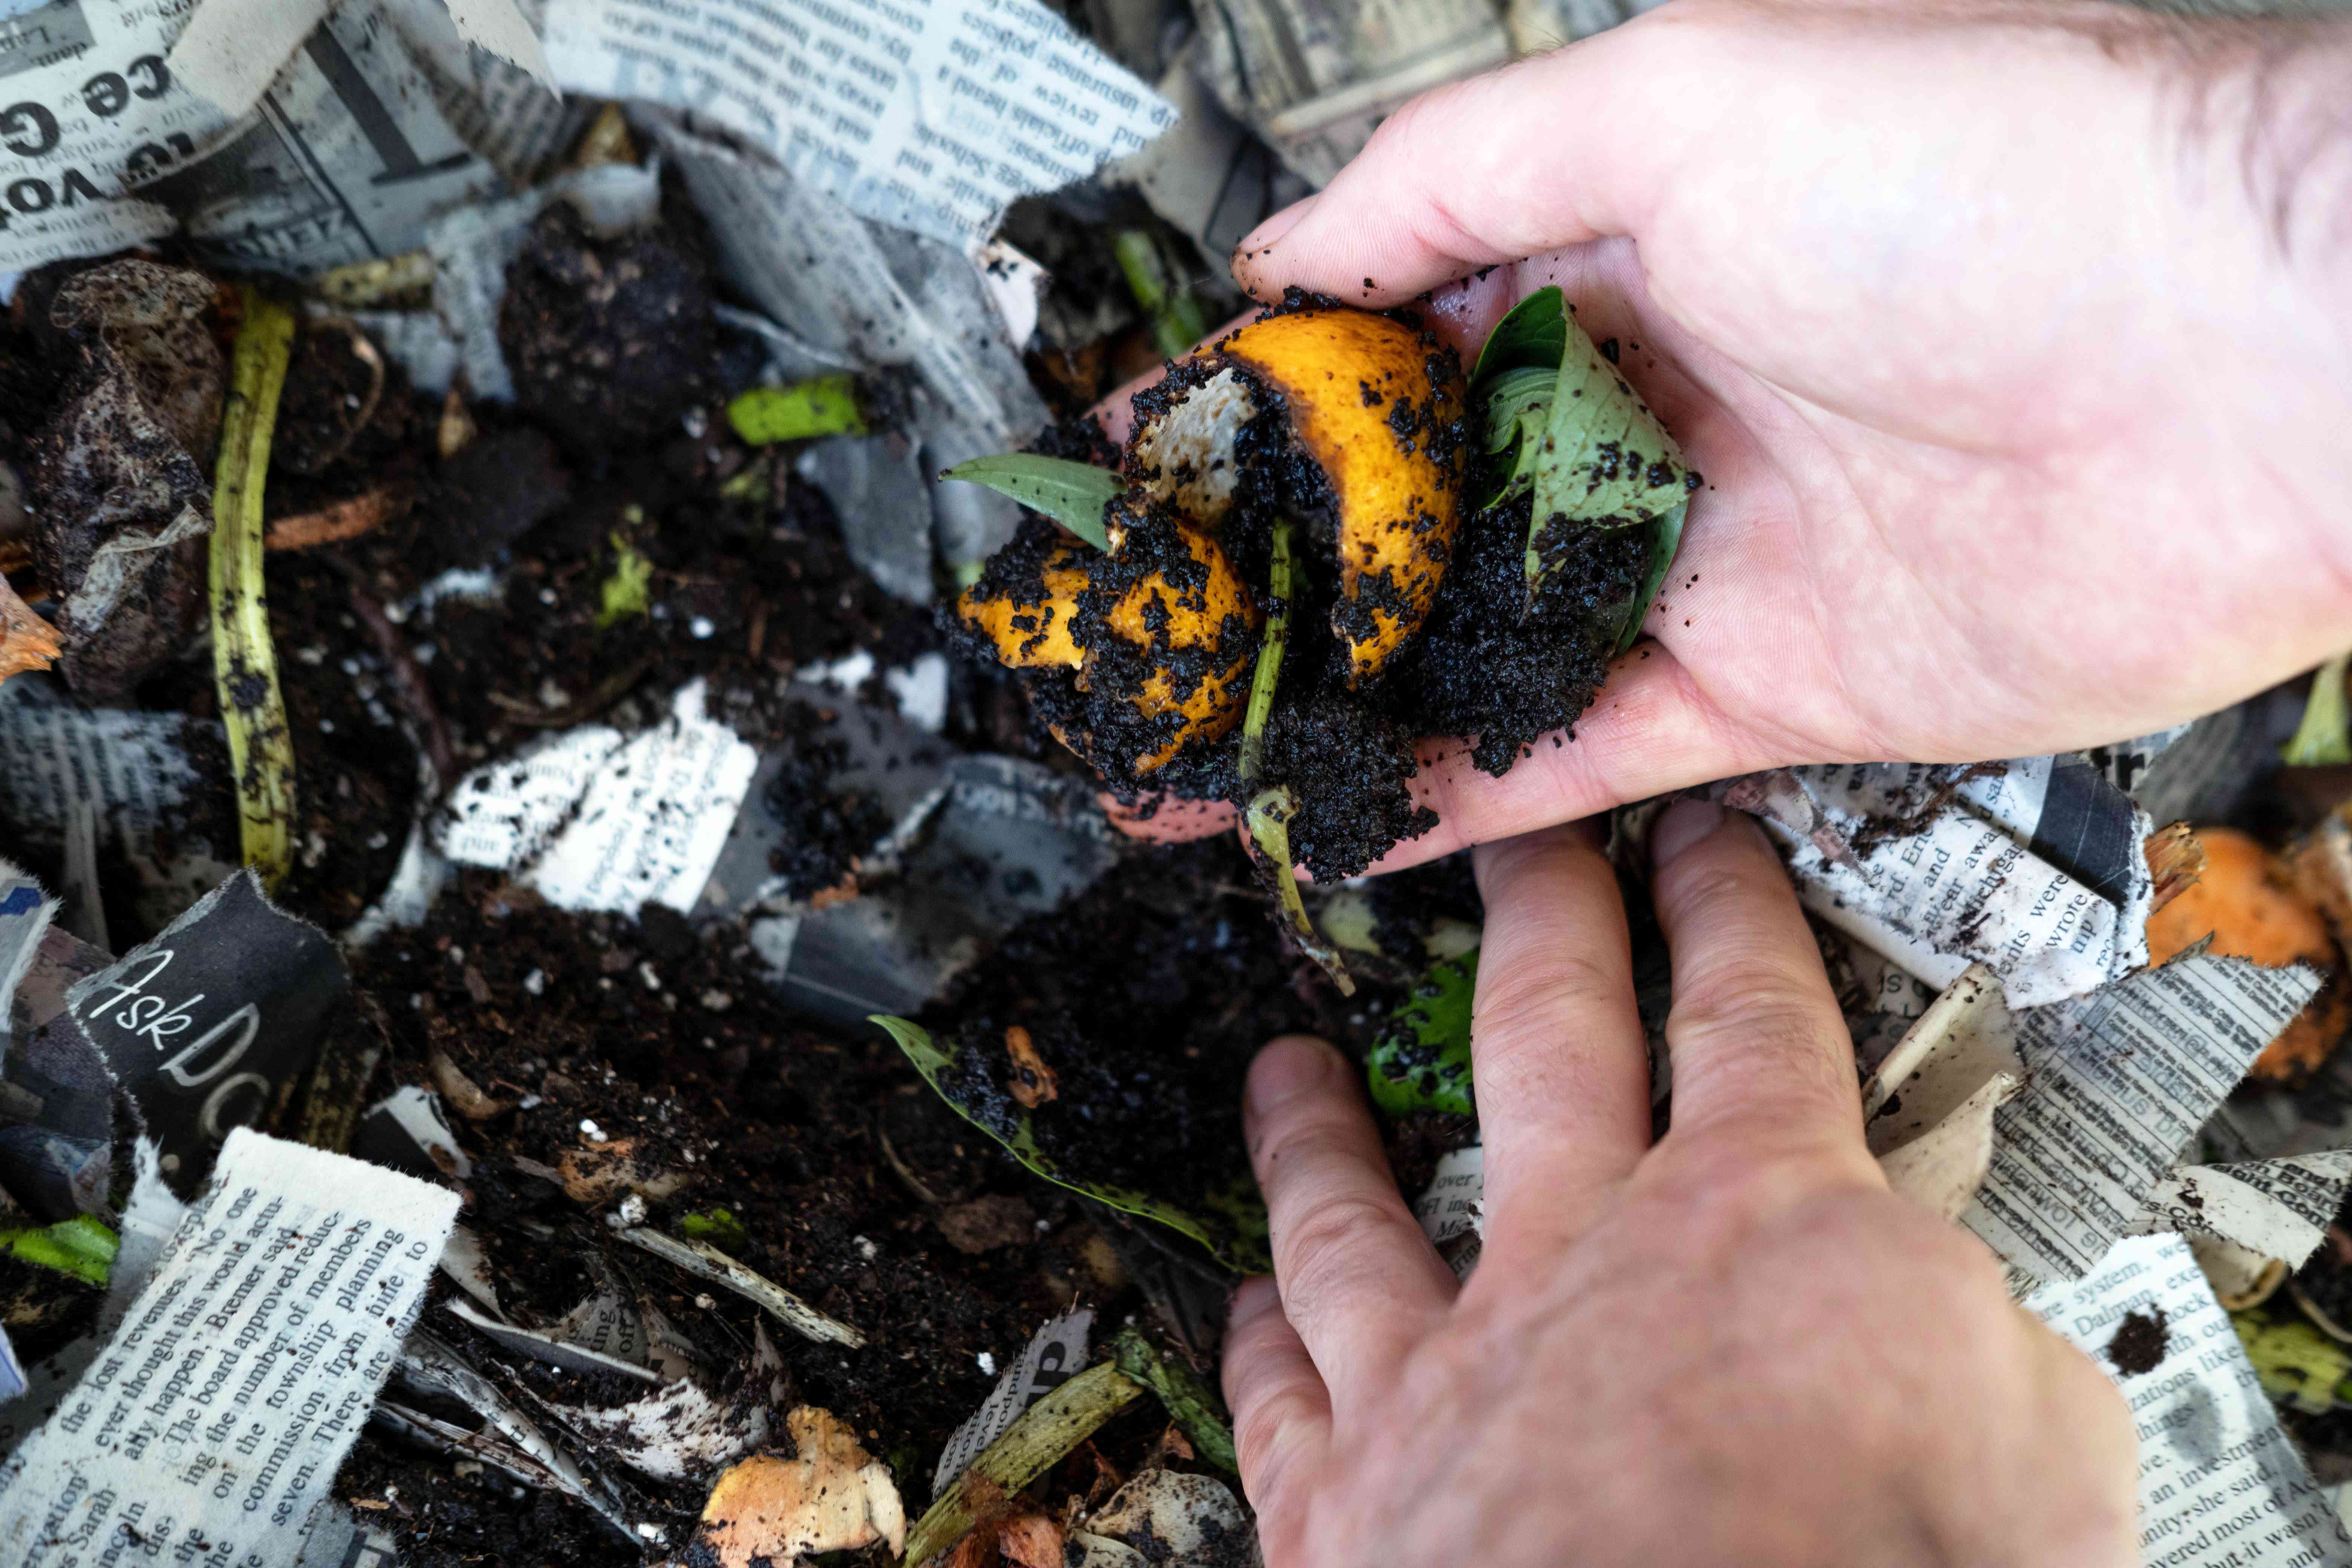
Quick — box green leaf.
[1614,500,1689,655]
[1366,948,1478,1118]
[940,454,1122,553]
[1,1216,119,1286]
[1115,230,1209,361]
[2282,651,2351,767]
[1470,285,1570,384]
[1473,365,1554,510]
[597,528,653,628]
[1524,315,1690,595]
[873,1016,1271,1272]
[1111,1325,1238,1475]
[678,1207,750,1253]
[725,375,866,444]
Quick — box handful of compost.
[947,289,1697,986]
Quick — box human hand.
[1222,802,2138,1566]
[1113,0,2352,866]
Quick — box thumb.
[1229,13,1710,306]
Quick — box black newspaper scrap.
[0,926,118,1222]
[0,676,240,940]
[65,869,350,1197]
[749,753,1124,1025]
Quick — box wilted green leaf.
[2237,1308,2352,1414]
[904,1360,1143,1566]
[1112,1325,1238,1475]
[1469,287,1694,606]
[1470,285,1571,383]
[2282,651,2350,767]
[2,1215,119,1285]
[597,530,653,628]
[1615,500,1689,655]
[872,1015,1270,1272]
[725,375,866,444]
[678,1207,750,1253]
[940,454,1122,553]
[1366,948,1478,1118]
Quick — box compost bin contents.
[0,10,2346,1563]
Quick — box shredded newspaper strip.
[1727,756,2154,1009]
[1960,955,2323,1290]
[1412,1142,1485,1279]
[434,678,759,916]
[933,1307,1094,1492]
[540,0,1176,244]
[0,1129,460,1566]
[2028,1234,2352,1568]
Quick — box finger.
[1646,799,1871,1159]
[1468,823,1651,1251]
[1102,791,1236,843]
[1245,1035,1454,1413]
[1221,1276,1332,1540]
[1229,19,1713,305]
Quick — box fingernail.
[1247,1035,1332,1117]
[1232,196,1318,266]
[1651,797,1725,870]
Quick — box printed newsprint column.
[1962,954,2323,1288]
[2027,1234,2352,1568]
[434,679,759,915]
[1731,759,2153,1008]
[0,1129,461,1566]
[933,1308,1093,1491]
[0,0,189,270]
[540,0,1178,244]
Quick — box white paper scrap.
[933,1307,1092,1492]
[2129,1154,2352,1269]
[1962,955,2323,1288]
[1412,1143,1485,1279]
[1731,758,2153,1008]
[166,0,337,118]
[0,1129,460,1565]
[2027,1234,2352,1567]
[436,679,758,916]
[542,0,1176,244]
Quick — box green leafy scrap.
[1111,1325,1238,1475]
[725,375,866,444]
[1115,230,1210,360]
[597,529,654,628]
[678,1207,750,1253]
[871,1015,1271,1273]
[1366,948,1478,1118]
[940,455,1121,553]
[2283,651,2350,767]
[2236,1308,2352,1415]
[2,1215,119,1286]
[1469,286,1695,635]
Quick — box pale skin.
[1101,1,2352,1562]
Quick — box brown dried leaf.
[555,1138,689,1204]
[2143,821,2206,917]
[997,1512,1066,1568]
[0,572,59,686]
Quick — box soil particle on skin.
[500,204,718,456]
[2107,1307,2171,1375]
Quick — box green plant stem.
[2283,649,2351,767]
[1237,518,1295,784]
[903,1360,1143,1565]
[211,288,299,890]
[1246,787,1354,996]
[1110,1326,1238,1475]
[1114,230,1207,359]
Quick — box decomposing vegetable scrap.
[944,288,1695,983]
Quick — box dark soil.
[2106,1308,2171,1375]
[500,205,719,456]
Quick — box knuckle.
[1472,951,1620,1041]
[1279,1193,1415,1302]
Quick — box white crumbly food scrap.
[2027,1235,2352,1567]
[435,680,758,916]
[0,1130,459,1566]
